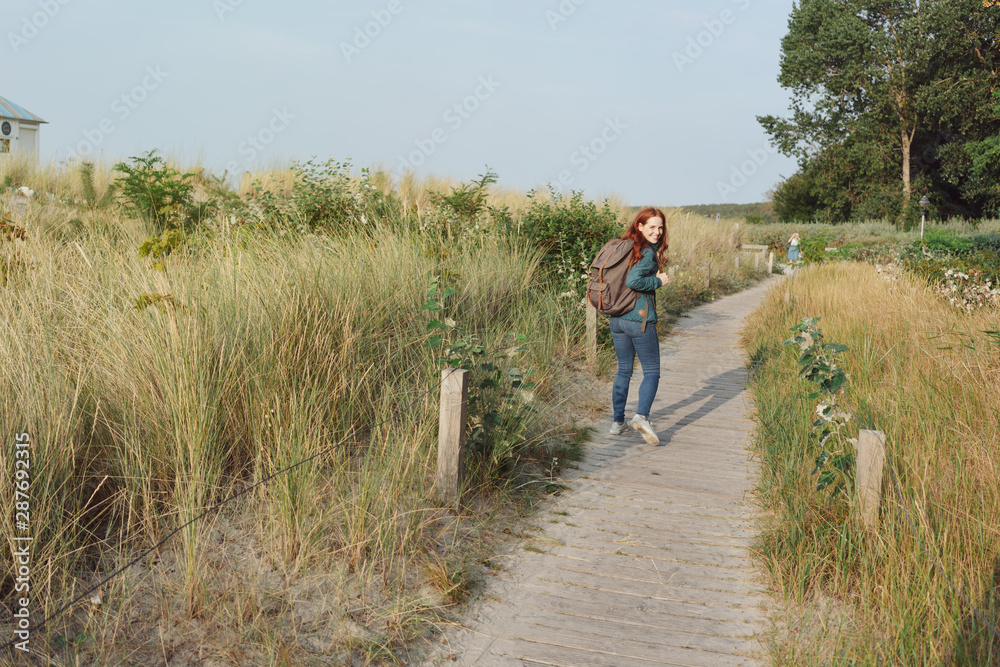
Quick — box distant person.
[787,232,801,264]
[608,207,671,445]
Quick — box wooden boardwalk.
[421,279,778,667]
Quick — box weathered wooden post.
[585,299,597,371]
[856,430,887,529]
[436,369,469,504]
[768,251,774,274]
[705,260,712,290]
[734,253,741,271]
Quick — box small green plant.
[138,228,189,271]
[429,168,497,223]
[79,161,117,218]
[113,150,195,231]
[784,317,855,495]
[228,158,372,232]
[134,293,181,313]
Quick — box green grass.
[744,263,1000,665]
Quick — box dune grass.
[744,262,1000,665]
[1,157,765,663]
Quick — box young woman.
[609,207,670,445]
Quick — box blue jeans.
[609,318,660,423]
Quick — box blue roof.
[0,95,46,123]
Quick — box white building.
[0,95,47,160]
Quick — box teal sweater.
[621,243,662,323]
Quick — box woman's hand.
[656,271,669,286]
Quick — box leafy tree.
[762,0,1000,222]
[963,91,1000,216]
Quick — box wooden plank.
[579,508,759,535]
[503,614,762,665]
[557,517,757,549]
[857,430,886,529]
[486,636,705,666]
[532,556,755,596]
[569,484,753,514]
[584,475,751,500]
[586,299,598,372]
[540,528,755,569]
[540,554,765,595]
[576,453,755,477]
[520,576,766,627]
[435,369,468,504]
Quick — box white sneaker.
[609,422,626,435]
[630,415,659,445]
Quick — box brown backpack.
[586,239,655,330]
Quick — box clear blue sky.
[5,0,798,205]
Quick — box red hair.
[622,207,669,269]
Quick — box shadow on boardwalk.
[653,367,748,445]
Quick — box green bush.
[113,150,195,231]
[233,159,396,233]
[429,168,497,224]
[900,230,1000,286]
[799,234,830,263]
[509,189,622,294]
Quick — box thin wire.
[3,366,453,651]
[883,451,1000,644]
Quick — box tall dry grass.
[0,204,577,663]
[0,156,766,662]
[744,262,1000,664]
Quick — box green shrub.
[113,150,195,231]
[799,233,830,263]
[233,158,391,233]
[900,230,1000,287]
[429,168,497,224]
[287,157,365,230]
[509,189,622,294]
